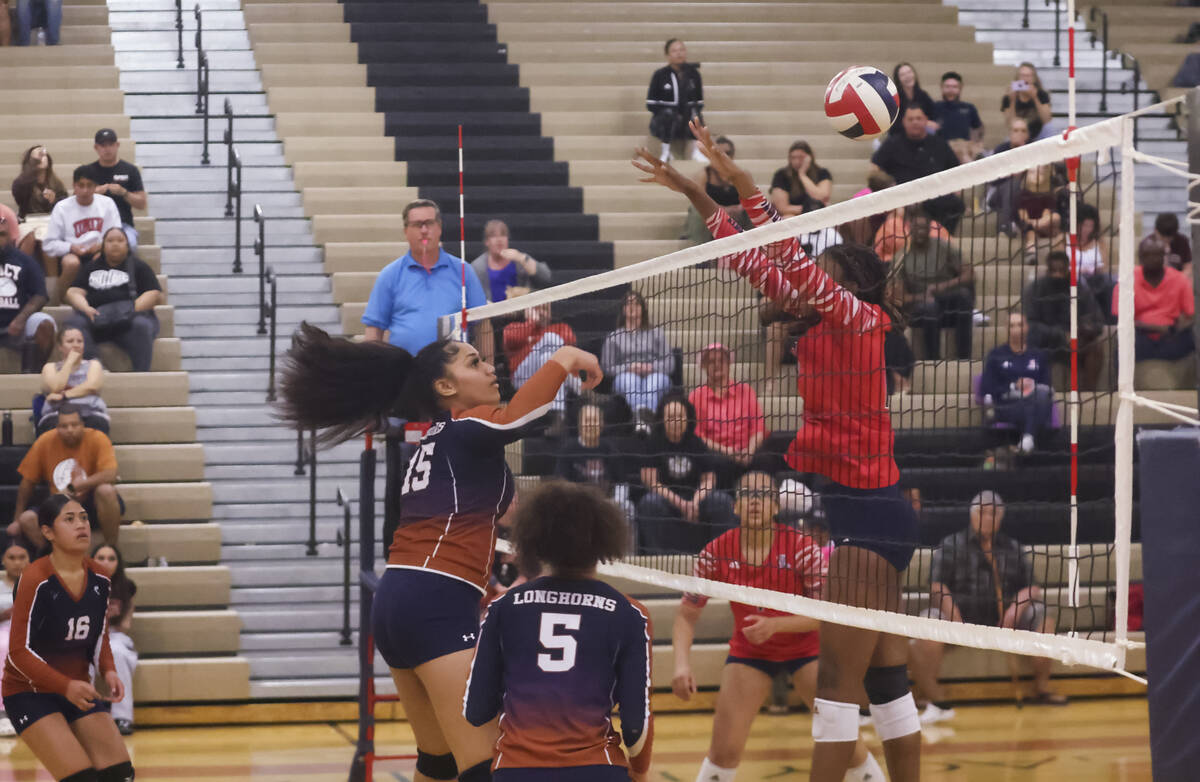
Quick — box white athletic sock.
[696,756,737,782]
[844,751,885,782]
[660,142,672,162]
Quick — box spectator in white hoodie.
[42,166,121,301]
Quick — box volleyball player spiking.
[3,495,134,782]
[278,325,602,782]
[634,122,922,782]
[672,471,884,782]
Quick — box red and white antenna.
[458,124,468,342]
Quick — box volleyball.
[823,66,900,141]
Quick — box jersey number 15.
[401,443,436,495]
[537,612,581,673]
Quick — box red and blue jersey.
[3,556,114,697]
[464,576,654,775]
[387,361,568,592]
[685,525,826,661]
[705,192,900,489]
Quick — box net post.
[1189,87,1200,410]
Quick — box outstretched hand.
[689,119,740,181]
[631,148,690,193]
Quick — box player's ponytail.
[819,242,905,326]
[277,323,455,447]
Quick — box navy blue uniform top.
[4,556,114,697]
[464,576,654,773]
[980,344,1051,401]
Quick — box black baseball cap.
[94,128,118,144]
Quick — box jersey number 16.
[65,616,90,641]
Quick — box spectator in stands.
[636,394,735,554]
[92,543,137,735]
[0,0,10,45]
[0,212,55,373]
[37,326,109,435]
[13,0,61,45]
[9,404,125,548]
[11,145,68,259]
[769,140,833,217]
[65,227,162,372]
[986,118,1033,236]
[684,135,750,244]
[502,301,580,416]
[43,166,121,300]
[842,171,894,245]
[471,219,551,303]
[1024,250,1104,390]
[898,211,975,360]
[909,491,1067,719]
[1152,212,1192,272]
[646,38,705,162]
[1017,164,1063,264]
[1112,237,1196,362]
[0,543,30,736]
[87,129,148,252]
[362,199,494,363]
[936,71,985,164]
[1076,207,1114,318]
[602,290,673,434]
[890,62,939,136]
[871,105,964,232]
[980,312,1053,453]
[1001,62,1054,140]
[688,342,766,487]
[555,401,635,520]
[873,203,950,264]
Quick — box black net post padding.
[350,438,378,782]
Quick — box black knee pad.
[98,761,134,782]
[60,771,99,782]
[458,758,492,782]
[863,664,910,705]
[415,751,457,780]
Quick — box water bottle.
[2,411,12,447]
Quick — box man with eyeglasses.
[361,199,493,363]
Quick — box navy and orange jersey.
[3,556,114,698]
[387,361,568,592]
[464,576,654,775]
[684,525,826,661]
[705,192,899,489]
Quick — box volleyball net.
[440,104,1193,677]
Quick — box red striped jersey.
[387,361,567,592]
[3,556,114,697]
[685,525,825,661]
[705,193,900,489]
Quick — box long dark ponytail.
[818,242,904,327]
[276,323,456,447]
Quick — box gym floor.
[0,697,1150,781]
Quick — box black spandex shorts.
[2,691,110,735]
[820,482,918,571]
[372,566,483,670]
[726,655,818,678]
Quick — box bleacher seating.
[1081,0,1200,107]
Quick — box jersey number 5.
[537,612,580,673]
[401,443,436,495]
[65,616,90,641]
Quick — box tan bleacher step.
[292,161,408,189]
[14,406,196,445]
[0,65,120,89]
[504,40,995,64]
[119,523,222,565]
[651,644,727,688]
[312,215,404,244]
[0,139,138,170]
[249,23,352,43]
[300,187,422,217]
[1,88,127,115]
[121,482,213,522]
[0,337,181,375]
[330,272,377,304]
[135,657,251,703]
[341,303,367,335]
[496,21,976,44]
[128,566,231,609]
[243,3,344,23]
[3,115,131,141]
[43,304,174,337]
[261,63,369,89]
[0,370,189,408]
[0,44,115,66]
[488,1,959,24]
[323,242,407,273]
[131,610,239,655]
[274,112,385,137]
[58,27,115,45]
[111,443,205,482]
[267,86,375,113]
[134,216,157,245]
[252,42,362,65]
[282,137,397,164]
[1134,358,1197,391]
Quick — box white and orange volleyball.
[823,66,900,141]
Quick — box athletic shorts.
[2,691,110,735]
[726,655,818,678]
[494,766,631,781]
[372,566,483,670]
[820,482,918,571]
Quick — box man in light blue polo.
[361,198,494,362]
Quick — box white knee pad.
[811,698,860,743]
[869,692,921,741]
[696,756,737,782]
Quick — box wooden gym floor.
[0,697,1150,781]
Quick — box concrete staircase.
[108,0,385,700]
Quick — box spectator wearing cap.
[1152,213,1192,272]
[42,166,121,300]
[687,342,765,487]
[86,129,147,252]
[471,219,551,304]
[908,490,1066,723]
[0,211,55,373]
[1112,237,1195,363]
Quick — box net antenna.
[458,124,468,342]
[444,101,1189,680]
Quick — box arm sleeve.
[522,255,552,288]
[602,332,629,376]
[979,350,1005,400]
[691,68,704,112]
[648,328,672,376]
[11,177,32,216]
[456,361,568,444]
[1036,351,1053,387]
[94,434,119,473]
[745,385,765,436]
[646,70,664,112]
[929,543,949,586]
[361,264,395,330]
[126,165,145,194]
[8,570,74,695]
[617,599,654,774]
[23,256,48,301]
[135,259,161,293]
[462,598,504,726]
[17,439,43,483]
[42,205,72,258]
[101,197,122,234]
[464,262,488,309]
